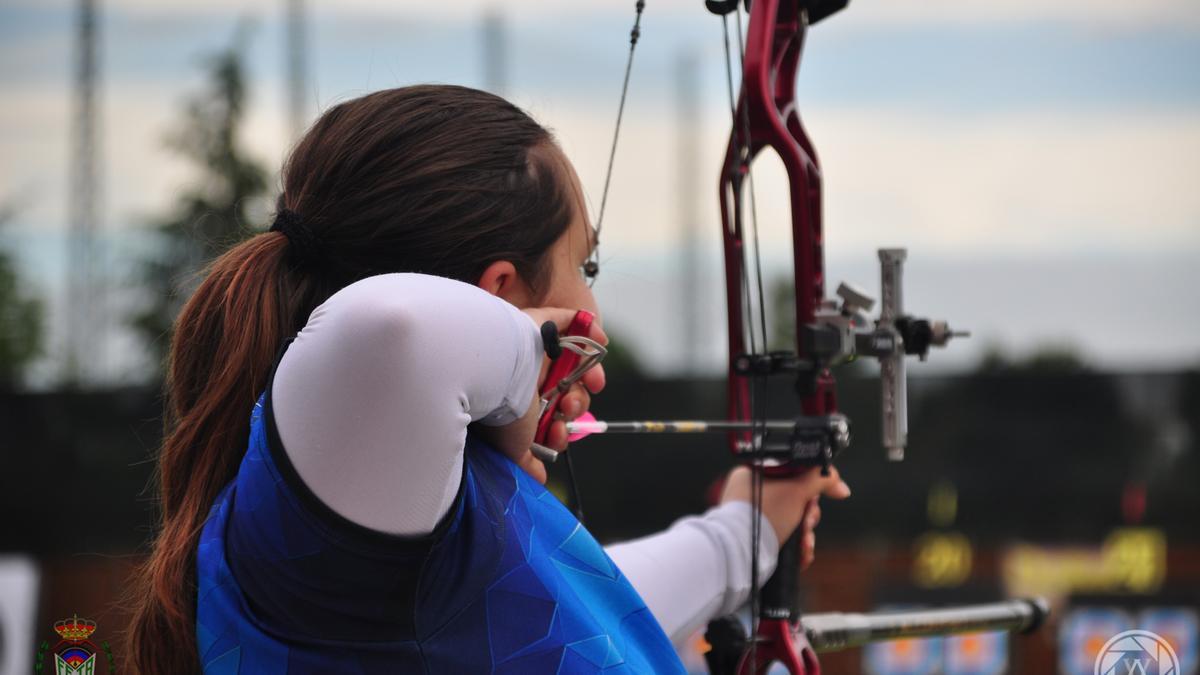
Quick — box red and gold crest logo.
[35,615,115,675]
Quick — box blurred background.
[1,0,1197,673]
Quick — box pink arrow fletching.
[567,412,601,442]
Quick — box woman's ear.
[477,260,534,307]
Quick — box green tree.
[131,37,269,369]
[0,203,45,387]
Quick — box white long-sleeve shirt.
[270,272,778,647]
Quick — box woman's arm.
[270,273,543,536]
[608,465,851,648]
[605,501,779,648]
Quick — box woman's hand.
[720,465,851,571]
[478,307,606,483]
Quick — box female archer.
[125,85,850,674]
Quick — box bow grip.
[534,310,596,445]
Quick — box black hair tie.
[270,209,322,267]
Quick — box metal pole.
[676,48,702,372]
[482,8,508,96]
[66,0,101,386]
[285,0,309,139]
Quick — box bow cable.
[718,4,773,667]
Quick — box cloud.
[0,78,288,231]
[531,95,1200,259]
[810,107,1200,257]
[848,0,1200,30]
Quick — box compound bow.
[537,2,1049,673]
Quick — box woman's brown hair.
[124,85,576,674]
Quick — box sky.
[1,0,1198,385]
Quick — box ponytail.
[125,233,292,675]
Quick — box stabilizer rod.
[801,598,1049,653]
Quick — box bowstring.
[567,1,645,523]
[593,0,646,254]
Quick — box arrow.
[565,412,805,441]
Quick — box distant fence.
[4,370,1198,673]
[4,371,1197,554]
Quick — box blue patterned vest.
[195,382,684,674]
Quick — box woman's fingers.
[524,306,607,403]
[524,307,595,336]
[824,472,852,499]
[541,383,592,452]
[513,308,608,477]
[559,385,590,418]
[523,308,608,350]
[802,466,851,501]
[798,499,820,570]
[805,500,822,530]
[720,465,851,547]
[801,529,816,570]
[543,420,568,452]
[515,448,548,485]
[792,466,847,502]
[580,362,606,395]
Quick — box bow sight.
[734,249,968,467]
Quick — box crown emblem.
[53,615,97,642]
